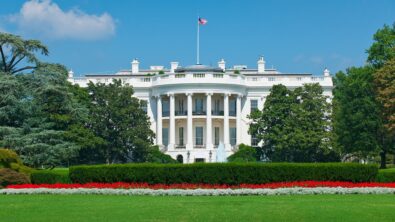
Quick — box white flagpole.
[197,17,200,65]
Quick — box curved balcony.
[151,73,246,87]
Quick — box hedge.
[70,163,378,184]
[31,170,71,184]
[377,169,395,182]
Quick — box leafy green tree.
[333,67,382,160]
[249,84,335,162]
[367,23,395,69]
[0,63,84,168]
[87,79,154,164]
[227,144,258,162]
[0,73,30,127]
[249,84,294,161]
[373,59,395,167]
[288,83,335,162]
[0,32,48,74]
[145,146,177,163]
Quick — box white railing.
[71,73,332,89]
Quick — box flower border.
[7,181,395,190]
[2,187,395,196]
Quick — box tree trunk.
[380,150,386,169]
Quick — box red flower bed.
[6,181,395,189]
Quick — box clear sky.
[1,0,394,76]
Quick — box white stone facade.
[68,57,333,163]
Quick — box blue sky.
[1,0,394,76]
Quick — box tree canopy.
[333,67,382,160]
[249,83,336,162]
[87,79,155,164]
[0,32,48,74]
[367,23,395,68]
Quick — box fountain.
[216,142,227,162]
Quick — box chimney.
[257,56,265,74]
[170,62,179,73]
[323,68,330,77]
[68,70,74,78]
[218,58,226,70]
[131,58,139,74]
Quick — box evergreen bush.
[70,163,378,184]
[31,170,71,184]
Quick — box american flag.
[198,17,207,25]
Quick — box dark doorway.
[176,155,183,163]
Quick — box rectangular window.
[230,128,237,146]
[162,128,169,146]
[195,127,203,146]
[195,158,205,162]
[250,99,258,113]
[214,127,220,145]
[229,99,236,116]
[179,127,184,146]
[162,100,169,117]
[194,98,204,114]
[215,100,220,112]
[251,133,258,147]
[178,99,184,112]
[140,100,147,113]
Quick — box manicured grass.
[1,195,395,221]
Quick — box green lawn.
[1,195,395,222]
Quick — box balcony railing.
[175,110,187,116]
[175,144,186,149]
[162,111,169,117]
[163,110,236,116]
[229,110,236,116]
[212,110,224,116]
[192,110,206,115]
[194,144,205,149]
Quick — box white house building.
[68,56,333,163]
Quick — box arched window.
[176,155,183,163]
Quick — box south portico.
[153,91,244,163]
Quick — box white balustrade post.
[168,93,175,150]
[186,93,193,150]
[206,93,213,150]
[223,93,230,150]
[156,95,163,147]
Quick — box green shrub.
[377,168,395,182]
[227,144,258,162]
[146,146,178,163]
[0,168,30,188]
[0,148,33,175]
[70,163,377,184]
[0,148,22,168]
[31,169,71,184]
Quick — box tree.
[145,146,177,163]
[333,67,382,161]
[287,84,336,162]
[249,84,335,162]
[87,79,154,164]
[374,59,395,167]
[227,144,258,162]
[0,73,30,127]
[0,63,83,168]
[249,84,294,161]
[366,23,395,68]
[0,32,48,74]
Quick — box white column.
[186,93,193,150]
[223,93,230,150]
[156,95,163,147]
[168,93,175,150]
[206,93,213,150]
[236,94,242,146]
